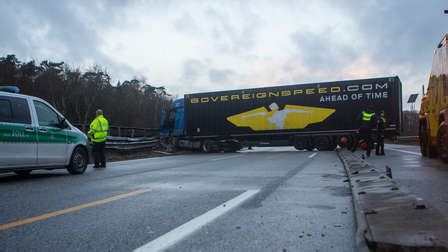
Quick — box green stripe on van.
[0,124,86,144]
[0,124,37,143]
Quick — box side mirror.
[59,118,69,129]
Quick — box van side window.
[0,99,12,122]
[33,101,60,127]
[0,96,31,124]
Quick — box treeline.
[0,55,171,129]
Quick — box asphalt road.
[0,147,355,252]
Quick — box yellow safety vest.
[362,112,375,122]
[88,115,109,142]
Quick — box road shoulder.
[338,150,448,251]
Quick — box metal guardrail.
[105,136,160,151]
[72,123,161,151]
[73,124,159,138]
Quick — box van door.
[0,96,37,168]
[33,100,68,165]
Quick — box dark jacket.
[376,115,387,132]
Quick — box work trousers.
[92,141,106,167]
[376,133,385,155]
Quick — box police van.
[0,86,89,175]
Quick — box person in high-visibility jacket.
[375,110,387,156]
[88,109,109,168]
[351,108,376,157]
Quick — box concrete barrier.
[338,150,448,251]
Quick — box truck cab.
[160,98,241,152]
[160,98,185,141]
[419,34,448,161]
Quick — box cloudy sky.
[1,0,447,108]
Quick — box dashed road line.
[0,188,151,231]
[308,152,318,158]
[134,189,260,252]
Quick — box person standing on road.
[88,109,109,168]
[375,110,387,156]
[351,107,376,158]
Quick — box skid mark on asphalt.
[134,189,259,252]
[242,154,317,209]
[0,188,151,231]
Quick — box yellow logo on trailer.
[226,103,336,131]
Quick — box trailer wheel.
[437,127,448,162]
[293,138,308,150]
[327,137,337,151]
[314,136,331,151]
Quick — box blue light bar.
[0,86,20,93]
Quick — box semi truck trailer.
[419,34,448,161]
[161,76,402,152]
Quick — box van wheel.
[14,170,31,176]
[67,147,88,175]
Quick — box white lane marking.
[308,153,318,158]
[210,155,240,161]
[134,189,259,252]
[386,148,421,156]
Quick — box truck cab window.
[169,110,176,122]
[163,109,176,128]
[33,101,60,127]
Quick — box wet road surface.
[367,144,448,213]
[0,147,355,252]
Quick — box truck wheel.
[438,128,448,162]
[67,147,88,175]
[294,140,307,150]
[14,170,32,176]
[328,138,337,151]
[201,141,211,153]
[294,144,303,150]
